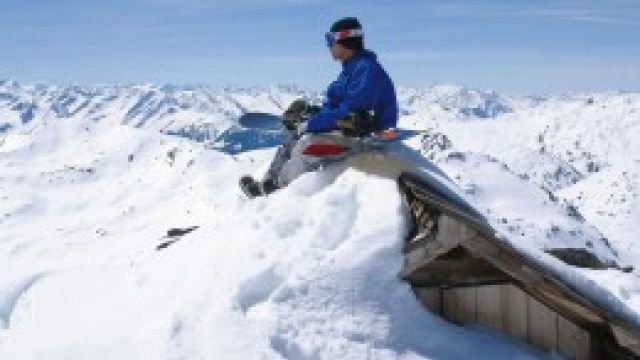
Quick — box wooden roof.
[398,171,640,357]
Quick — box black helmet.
[326,17,364,51]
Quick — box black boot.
[239,176,264,198]
[262,178,278,195]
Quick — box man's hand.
[283,99,309,131]
[337,111,378,136]
[336,113,358,132]
[282,99,321,131]
[283,114,302,131]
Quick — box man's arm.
[306,62,379,133]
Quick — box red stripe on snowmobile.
[302,143,348,156]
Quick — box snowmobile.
[236,111,486,226]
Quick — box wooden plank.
[459,287,477,322]
[464,235,605,328]
[600,331,640,360]
[464,234,619,330]
[476,284,503,331]
[402,245,429,277]
[414,288,442,315]
[443,287,477,324]
[502,284,528,342]
[528,295,558,351]
[400,239,458,279]
[463,235,543,285]
[534,280,604,325]
[407,257,511,287]
[558,315,591,360]
[610,325,640,357]
[442,289,458,322]
[436,215,477,249]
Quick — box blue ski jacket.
[306,49,398,133]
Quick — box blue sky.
[1,0,639,94]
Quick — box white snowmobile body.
[292,131,491,231]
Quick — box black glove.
[283,99,308,131]
[282,99,321,131]
[337,111,378,136]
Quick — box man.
[240,17,398,198]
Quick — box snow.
[1,80,639,359]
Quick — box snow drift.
[0,80,639,359]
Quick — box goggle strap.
[332,28,364,40]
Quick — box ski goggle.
[324,28,364,47]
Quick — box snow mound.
[0,117,545,359]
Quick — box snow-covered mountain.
[0,79,638,359]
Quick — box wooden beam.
[404,256,510,288]
[611,325,640,357]
[401,239,457,279]
[401,214,475,281]
[535,280,604,325]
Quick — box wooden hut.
[397,172,640,360]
